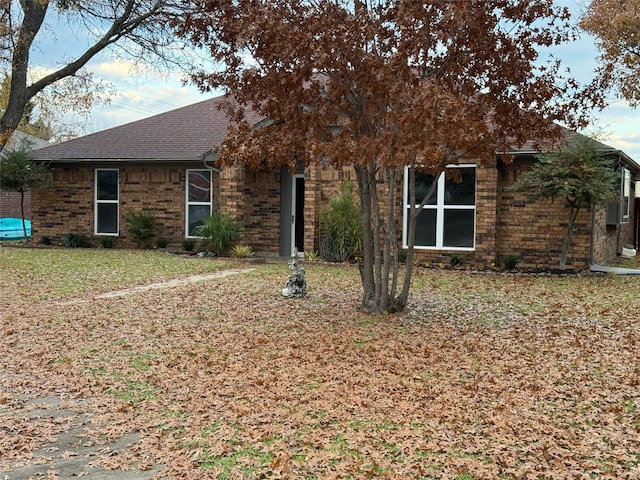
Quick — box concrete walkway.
[590,264,640,275]
[0,376,164,480]
[55,268,254,305]
[2,267,257,479]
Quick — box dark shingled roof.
[31,95,640,172]
[31,96,262,163]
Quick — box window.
[95,169,119,235]
[186,169,212,237]
[607,166,632,225]
[622,167,631,223]
[403,165,476,249]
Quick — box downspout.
[615,152,623,256]
[203,153,221,213]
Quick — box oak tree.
[180,0,592,313]
[580,0,640,106]
[0,0,192,150]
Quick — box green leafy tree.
[0,139,53,239]
[508,135,618,269]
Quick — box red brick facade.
[30,158,637,269]
[390,159,636,270]
[32,164,211,248]
[0,191,31,218]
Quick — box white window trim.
[622,167,631,224]
[403,164,476,251]
[185,169,213,238]
[94,168,119,236]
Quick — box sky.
[28,0,640,161]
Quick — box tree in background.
[508,135,618,270]
[180,0,594,313]
[580,0,640,106]
[0,75,54,141]
[0,0,194,150]
[0,138,53,239]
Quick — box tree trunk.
[356,161,405,313]
[355,164,378,312]
[356,161,442,314]
[368,162,384,311]
[560,205,580,270]
[0,1,49,151]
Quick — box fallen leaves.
[2,249,640,478]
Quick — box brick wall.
[383,158,637,270]
[236,167,281,253]
[494,159,593,269]
[493,158,638,269]
[0,190,31,218]
[31,165,198,248]
[30,160,636,268]
[591,202,637,265]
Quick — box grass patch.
[4,249,640,478]
[0,247,234,302]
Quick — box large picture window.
[95,169,119,235]
[403,165,476,249]
[186,169,212,237]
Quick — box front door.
[280,168,305,256]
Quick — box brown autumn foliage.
[2,248,640,479]
[178,0,594,314]
[580,0,640,106]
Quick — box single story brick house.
[30,96,640,269]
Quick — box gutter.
[203,149,221,172]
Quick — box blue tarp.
[0,218,31,240]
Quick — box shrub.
[39,236,51,245]
[304,250,321,261]
[194,212,241,256]
[156,238,168,249]
[182,239,195,251]
[63,233,91,248]
[320,182,363,262]
[100,236,114,248]
[231,245,255,258]
[449,254,464,267]
[124,210,156,248]
[502,255,518,270]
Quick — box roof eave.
[33,157,206,164]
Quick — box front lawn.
[2,247,640,479]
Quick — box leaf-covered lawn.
[2,247,640,479]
